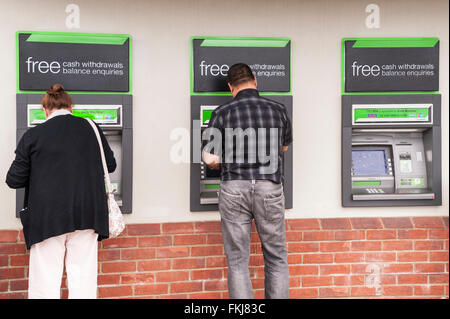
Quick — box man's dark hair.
[227,63,255,87]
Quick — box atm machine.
[198,104,222,205]
[342,94,441,206]
[15,94,133,215]
[189,36,293,212]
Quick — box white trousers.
[28,229,99,299]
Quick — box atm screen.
[205,165,221,179]
[202,109,214,126]
[27,104,122,127]
[352,150,387,175]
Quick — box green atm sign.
[342,37,439,94]
[73,109,119,121]
[353,104,431,124]
[200,105,218,126]
[17,31,131,93]
[201,109,213,125]
[28,109,46,124]
[191,36,291,94]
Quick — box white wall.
[0,0,448,229]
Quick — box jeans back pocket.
[264,193,285,221]
[219,189,243,222]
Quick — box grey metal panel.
[122,94,133,105]
[190,95,226,212]
[341,95,353,128]
[190,95,293,212]
[273,95,294,209]
[430,94,442,206]
[122,96,133,129]
[15,93,133,216]
[121,97,133,213]
[16,95,28,130]
[341,94,441,207]
[343,94,439,129]
[341,126,353,207]
[432,94,441,126]
[121,128,133,213]
[432,125,442,205]
[15,128,27,218]
[423,129,433,190]
[353,193,435,200]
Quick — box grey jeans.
[218,179,289,299]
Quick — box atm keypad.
[200,161,205,179]
[387,158,393,175]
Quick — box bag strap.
[85,118,113,194]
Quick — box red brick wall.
[0,217,448,299]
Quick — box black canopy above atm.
[191,37,291,93]
[342,37,439,93]
[17,31,131,93]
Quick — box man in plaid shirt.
[203,63,292,299]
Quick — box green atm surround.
[15,93,133,215]
[341,94,442,207]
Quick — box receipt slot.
[342,94,442,206]
[16,94,133,215]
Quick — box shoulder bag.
[85,118,125,238]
